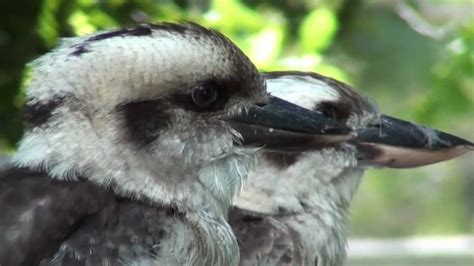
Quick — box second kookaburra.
[231,71,473,266]
[0,24,352,265]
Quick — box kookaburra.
[230,71,473,266]
[0,25,352,265]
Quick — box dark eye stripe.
[23,96,67,129]
[118,99,171,148]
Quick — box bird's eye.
[316,103,338,120]
[191,83,218,108]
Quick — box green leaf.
[299,7,338,53]
[37,0,61,48]
[68,10,97,35]
[248,26,284,69]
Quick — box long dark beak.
[356,115,473,168]
[227,96,355,152]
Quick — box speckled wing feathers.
[229,207,297,266]
[0,167,110,265]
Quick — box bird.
[229,71,473,266]
[0,24,353,266]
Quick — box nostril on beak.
[256,102,267,107]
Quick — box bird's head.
[13,24,351,215]
[236,71,473,214]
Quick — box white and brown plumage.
[230,71,473,266]
[0,25,352,265]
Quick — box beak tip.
[446,144,473,161]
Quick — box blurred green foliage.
[0,0,472,237]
